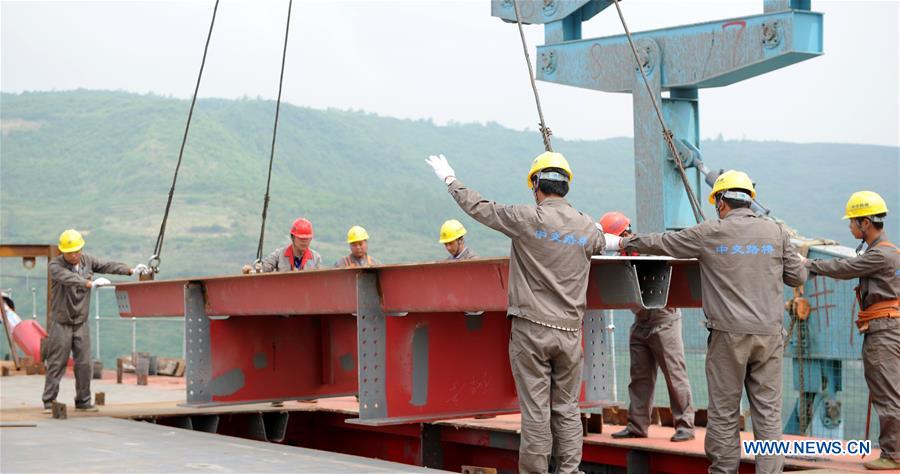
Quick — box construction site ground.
[1,368,888,473]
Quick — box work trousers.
[705,330,783,474]
[509,316,583,474]
[863,319,900,462]
[626,318,695,436]
[42,321,92,406]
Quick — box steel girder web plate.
[180,275,361,407]
[351,264,614,426]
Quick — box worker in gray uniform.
[427,152,605,474]
[605,170,807,474]
[804,191,899,471]
[439,219,477,260]
[43,229,144,413]
[600,211,695,443]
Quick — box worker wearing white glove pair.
[427,152,606,474]
[42,229,147,414]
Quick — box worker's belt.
[854,240,900,332]
[856,298,900,332]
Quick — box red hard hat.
[599,211,631,237]
[290,218,314,238]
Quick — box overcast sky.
[2,0,898,146]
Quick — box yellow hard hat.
[843,191,889,219]
[707,170,757,204]
[58,229,85,253]
[347,225,370,244]
[526,151,573,189]
[439,219,467,244]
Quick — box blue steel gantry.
[491,1,870,441]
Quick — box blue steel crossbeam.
[492,0,823,232]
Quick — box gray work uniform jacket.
[334,255,378,268]
[621,208,807,335]
[448,180,605,330]
[447,246,477,261]
[258,244,322,272]
[807,235,899,332]
[48,254,131,325]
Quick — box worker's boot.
[670,428,695,442]
[611,428,645,439]
[42,402,53,414]
[74,403,99,412]
[864,457,900,470]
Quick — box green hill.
[1,89,897,390]
[1,89,897,288]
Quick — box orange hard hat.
[290,218,314,239]
[599,211,631,237]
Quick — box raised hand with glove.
[425,154,456,185]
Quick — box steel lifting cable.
[610,0,706,223]
[253,0,294,267]
[149,0,221,275]
[511,0,553,152]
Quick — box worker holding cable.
[605,171,808,474]
[242,217,322,273]
[803,191,899,471]
[43,229,147,413]
[427,151,605,474]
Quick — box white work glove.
[604,233,622,252]
[92,277,112,288]
[426,154,456,185]
[132,264,149,276]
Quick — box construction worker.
[426,152,605,474]
[803,191,898,471]
[43,229,146,413]
[439,219,476,260]
[241,217,322,273]
[601,211,695,443]
[335,225,378,268]
[605,170,807,474]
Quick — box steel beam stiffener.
[115,256,700,424]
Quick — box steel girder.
[115,257,700,424]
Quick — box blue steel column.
[662,88,702,231]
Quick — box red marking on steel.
[807,289,834,298]
[208,315,357,403]
[722,20,747,30]
[589,43,604,80]
[821,278,833,325]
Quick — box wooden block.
[602,406,629,426]
[116,357,124,384]
[92,359,103,379]
[95,392,105,406]
[583,412,603,434]
[52,401,67,420]
[156,358,179,376]
[136,356,149,386]
[2,366,9,377]
[174,360,186,377]
[657,406,674,427]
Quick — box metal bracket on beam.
[183,282,212,405]
[591,257,674,310]
[583,310,613,407]
[356,272,389,421]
